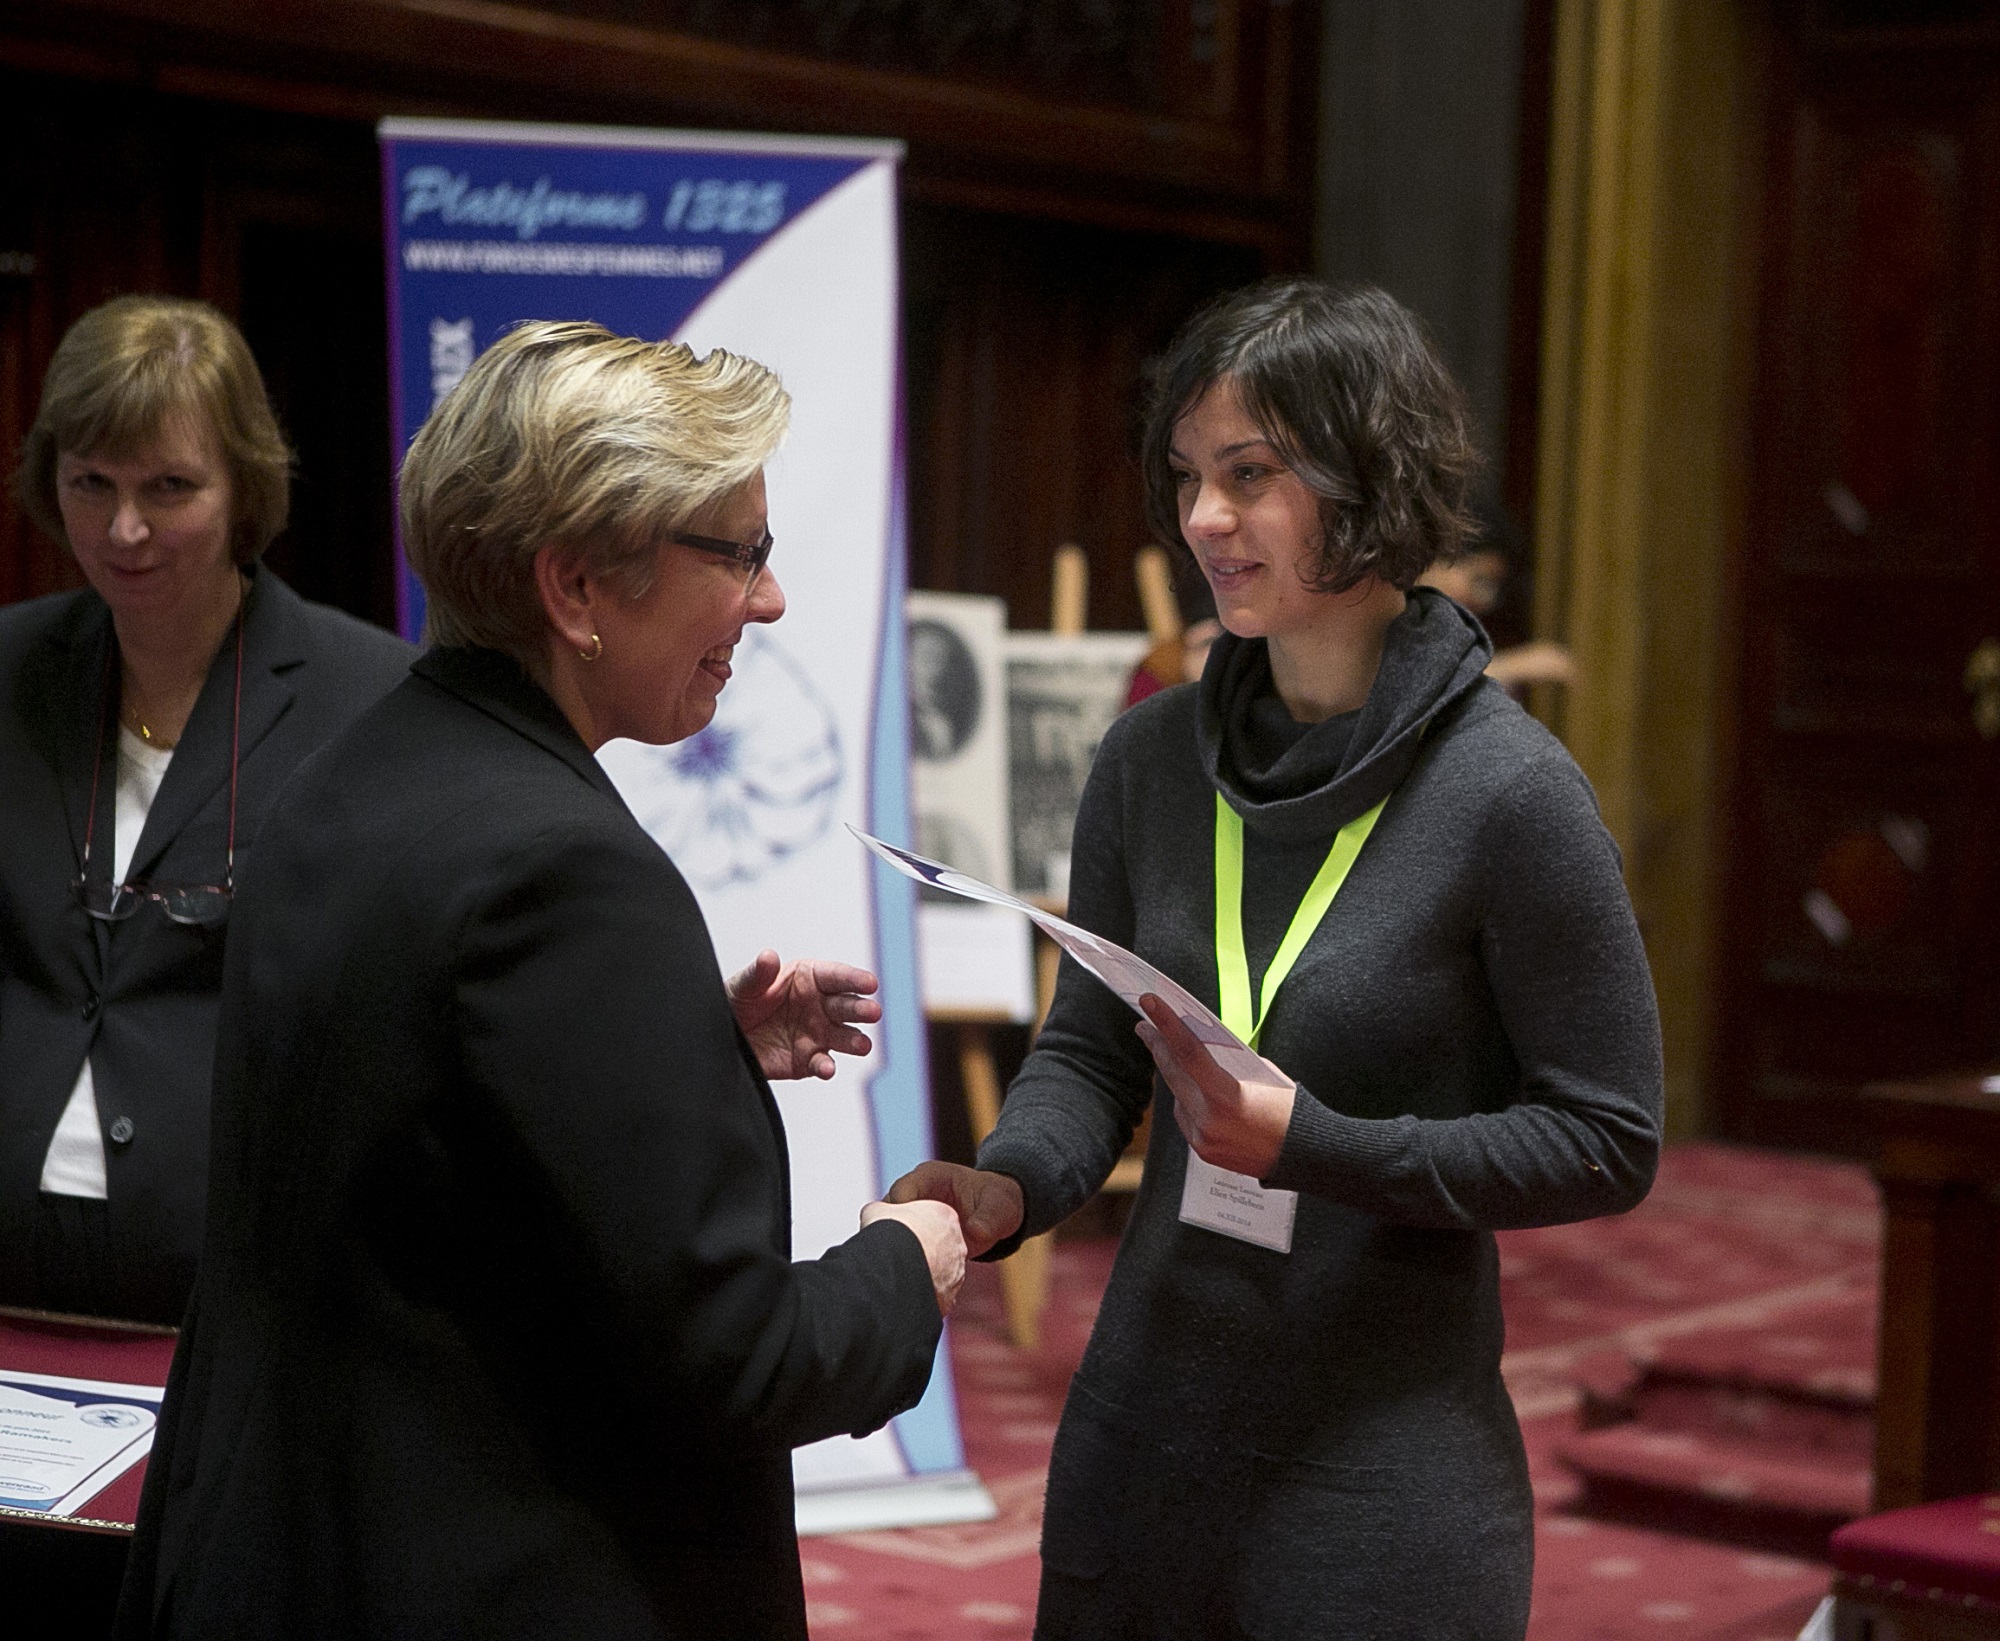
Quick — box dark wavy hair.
[1141,279,1482,592]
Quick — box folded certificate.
[0,1369,161,1518]
[851,826,1269,1083]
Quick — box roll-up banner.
[377,118,990,1534]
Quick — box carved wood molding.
[0,0,1311,220]
[1779,0,2000,54]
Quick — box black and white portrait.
[1005,632,1150,900]
[908,617,981,763]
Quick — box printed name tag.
[1178,1155,1296,1253]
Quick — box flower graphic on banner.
[610,630,844,889]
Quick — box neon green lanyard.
[1214,792,1387,1049]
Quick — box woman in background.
[892,280,1663,1639]
[0,295,411,1325]
[118,322,963,1641]
[1417,505,1576,692]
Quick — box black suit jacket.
[0,569,413,1322]
[116,646,941,1641]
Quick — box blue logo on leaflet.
[78,1405,147,1429]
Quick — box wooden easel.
[948,544,1172,1347]
[945,547,1085,1349]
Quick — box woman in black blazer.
[116,321,964,1641]
[1,296,412,1325]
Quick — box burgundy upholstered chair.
[1830,1494,2000,1640]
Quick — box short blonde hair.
[14,295,292,564]
[400,321,789,666]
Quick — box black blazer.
[116,646,941,1641]
[0,570,413,1322]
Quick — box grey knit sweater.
[977,589,1664,1641]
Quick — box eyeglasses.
[671,527,774,589]
[79,880,233,925]
[73,604,242,929]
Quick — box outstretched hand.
[1135,993,1296,1179]
[727,951,882,1081]
[861,1198,966,1315]
[886,1161,1025,1259]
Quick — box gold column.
[1532,0,1762,1137]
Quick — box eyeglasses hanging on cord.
[72,602,243,929]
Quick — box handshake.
[857,1163,1027,1317]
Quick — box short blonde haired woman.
[117,321,964,1641]
[0,295,410,1326]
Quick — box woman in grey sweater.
[891,280,1663,1638]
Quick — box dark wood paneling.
[1713,18,2000,1153]
[222,127,398,626]
[1853,1076,2000,1509]
[0,78,206,609]
[0,8,1304,628]
[536,0,1198,117]
[0,76,401,625]
[0,0,1317,245]
[1,6,1314,626]
[904,202,1261,627]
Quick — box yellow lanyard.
[1213,792,1386,1049]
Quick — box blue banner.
[383,126,866,636]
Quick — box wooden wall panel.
[0,81,206,608]
[0,4,1315,630]
[903,202,1261,628]
[0,0,1318,237]
[0,76,398,624]
[1712,8,2000,1151]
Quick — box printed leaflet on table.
[0,1369,161,1518]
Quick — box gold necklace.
[117,572,248,753]
[121,697,176,750]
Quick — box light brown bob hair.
[14,295,293,563]
[400,320,789,670]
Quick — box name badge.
[1178,1154,1296,1253]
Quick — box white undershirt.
[40,727,175,1199]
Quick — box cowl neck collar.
[1196,587,1492,842]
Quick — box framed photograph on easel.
[906,591,1033,1022]
[1004,630,1151,903]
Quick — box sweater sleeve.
[1263,752,1664,1230]
[974,717,1159,1251]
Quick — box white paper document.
[0,1369,161,1517]
[853,826,1300,1252]
[854,825,1268,1072]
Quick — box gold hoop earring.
[579,633,602,662]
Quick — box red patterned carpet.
[800,1143,1878,1639]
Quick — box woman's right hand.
[885,1162,1026,1259]
[861,1198,967,1315]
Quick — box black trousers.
[30,1189,116,1317]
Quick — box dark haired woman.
[890,280,1663,1638]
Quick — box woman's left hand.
[728,951,883,1081]
[1136,993,1297,1179]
